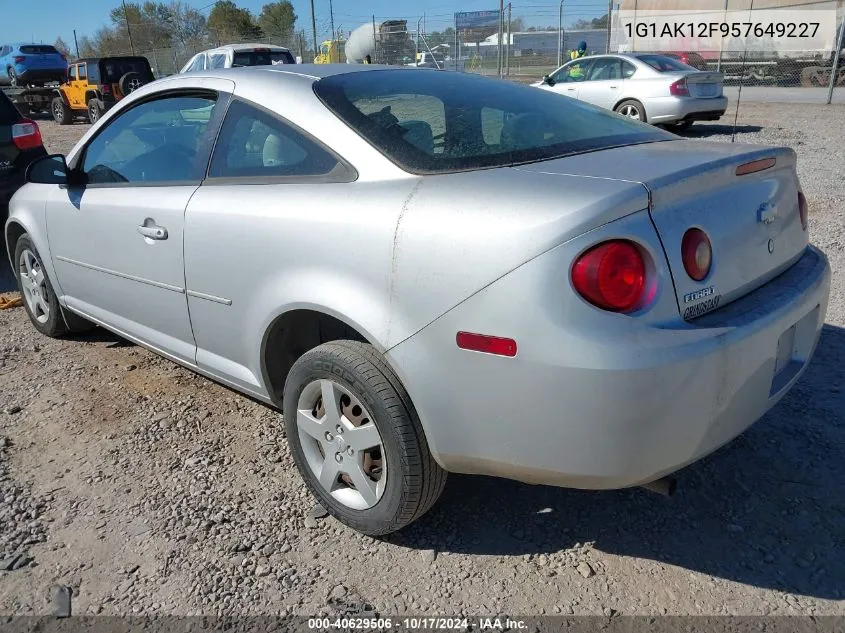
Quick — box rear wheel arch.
[260,308,377,406]
[613,97,647,122]
[53,88,71,106]
[5,221,27,265]
[84,89,99,104]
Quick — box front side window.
[315,69,672,175]
[208,99,342,179]
[82,93,218,184]
[77,63,87,80]
[550,59,592,83]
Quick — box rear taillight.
[14,55,26,63]
[571,240,646,313]
[681,228,712,281]
[11,119,43,151]
[669,78,689,96]
[101,83,111,95]
[798,191,808,231]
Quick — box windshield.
[634,54,695,72]
[314,69,672,175]
[232,50,295,66]
[100,58,154,83]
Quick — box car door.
[183,98,357,396]
[576,57,624,110]
[67,64,86,109]
[45,83,232,364]
[539,59,594,100]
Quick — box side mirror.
[26,154,86,187]
[26,154,69,185]
[542,74,553,85]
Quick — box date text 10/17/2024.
[307,617,530,630]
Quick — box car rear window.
[100,58,154,83]
[232,50,295,66]
[19,45,60,55]
[0,92,20,124]
[314,69,672,175]
[634,54,695,72]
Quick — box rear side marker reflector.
[456,332,517,357]
[736,157,776,176]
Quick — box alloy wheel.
[619,104,641,119]
[296,379,387,510]
[19,249,50,324]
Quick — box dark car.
[1,90,46,220]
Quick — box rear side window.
[635,55,694,72]
[20,45,59,54]
[0,91,21,124]
[208,100,344,180]
[208,54,227,69]
[232,50,294,66]
[315,69,671,175]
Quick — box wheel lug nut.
[336,425,343,435]
[325,432,333,441]
[347,448,354,457]
[335,452,343,463]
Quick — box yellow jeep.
[51,56,154,125]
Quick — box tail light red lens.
[101,83,111,95]
[14,55,26,63]
[669,78,689,96]
[571,240,646,313]
[681,228,712,281]
[11,119,43,151]
[456,332,517,357]
[798,191,808,231]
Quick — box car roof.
[209,43,292,53]
[182,63,404,82]
[75,56,150,64]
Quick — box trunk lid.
[669,71,724,98]
[515,140,808,319]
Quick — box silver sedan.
[6,65,829,535]
[536,53,728,131]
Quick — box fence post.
[605,0,611,53]
[310,0,318,64]
[497,0,504,77]
[827,16,844,105]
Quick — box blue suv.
[0,43,68,87]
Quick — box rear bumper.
[647,95,728,124]
[388,244,830,489]
[15,68,65,84]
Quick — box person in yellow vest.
[569,41,587,80]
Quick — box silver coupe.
[6,65,830,535]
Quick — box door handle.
[609,85,618,88]
[137,223,168,240]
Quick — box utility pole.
[310,0,318,63]
[329,0,335,42]
[123,0,136,55]
[73,29,80,58]
[506,3,511,77]
[605,0,612,53]
[557,0,564,67]
[497,0,504,77]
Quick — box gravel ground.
[0,103,843,617]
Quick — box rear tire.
[283,340,447,536]
[51,96,72,125]
[615,99,647,122]
[87,99,102,124]
[14,234,93,338]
